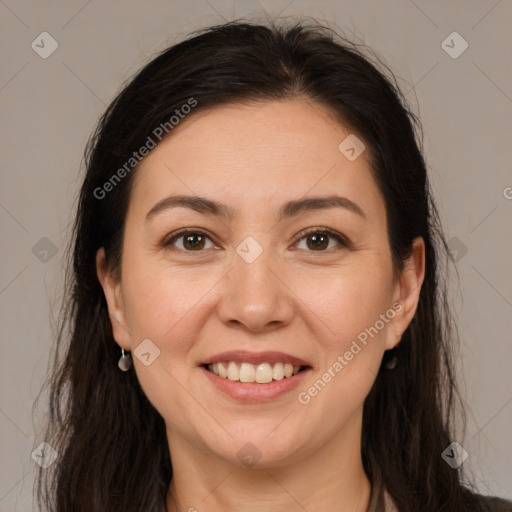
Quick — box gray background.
[0,0,511,510]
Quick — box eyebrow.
[145,194,367,222]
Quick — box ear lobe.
[95,248,131,349]
[385,237,426,350]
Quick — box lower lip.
[200,366,312,402]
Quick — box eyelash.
[162,227,350,254]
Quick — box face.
[97,99,424,468]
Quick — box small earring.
[118,348,132,372]
[385,338,401,370]
[385,355,397,370]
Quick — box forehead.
[129,99,384,221]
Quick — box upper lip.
[200,350,311,367]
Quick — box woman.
[35,19,512,512]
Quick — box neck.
[166,409,372,512]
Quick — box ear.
[385,237,426,350]
[96,247,131,350]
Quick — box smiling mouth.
[204,361,310,383]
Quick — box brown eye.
[305,233,329,250]
[295,229,349,252]
[182,233,206,250]
[164,230,215,251]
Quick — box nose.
[216,246,295,333]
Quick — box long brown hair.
[35,18,487,511]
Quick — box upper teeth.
[207,362,302,383]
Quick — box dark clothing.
[366,464,512,511]
[473,493,512,511]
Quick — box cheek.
[119,255,213,427]
[298,261,394,352]
[297,259,393,412]
[295,271,393,427]
[120,245,203,341]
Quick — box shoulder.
[381,489,512,512]
[471,492,512,512]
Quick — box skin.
[97,98,425,512]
